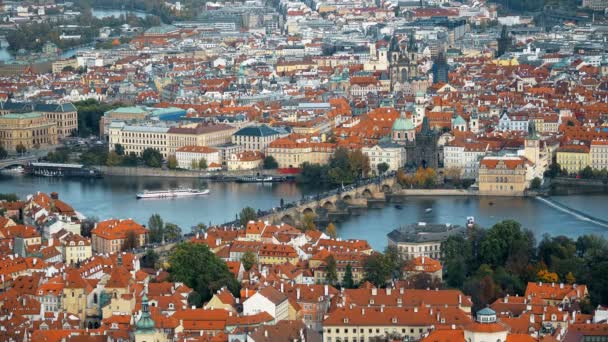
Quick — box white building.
[243,286,288,321]
[443,140,489,179]
[590,140,608,171]
[498,110,529,132]
[363,141,406,174]
[175,146,220,170]
[232,125,280,152]
[43,216,81,240]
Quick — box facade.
[589,140,608,171]
[478,156,529,196]
[443,140,489,179]
[243,286,289,321]
[175,145,220,170]
[108,122,169,157]
[267,137,335,168]
[167,123,236,155]
[62,233,92,266]
[556,144,590,174]
[34,103,78,139]
[227,150,264,170]
[403,256,443,281]
[100,107,150,140]
[0,112,58,151]
[387,222,466,260]
[232,125,280,152]
[363,140,406,174]
[91,219,148,254]
[582,0,608,10]
[498,110,529,132]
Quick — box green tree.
[123,230,138,250]
[363,253,392,287]
[325,255,338,285]
[191,223,207,235]
[142,148,162,168]
[263,156,279,169]
[343,263,355,288]
[298,162,329,187]
[377,162,390,175]
[241,251,257,271]
[114,143,125,156]
[46,148,70,163]
[122,152,139,166]
[0,146,7,160]
[191,159,198,170]
[106,151,123,166]
[164,223,182,242]
[80,216,98,237]
[239,207,257,227]
[168,243,240,306]
[141,249,159,268]
[326,222,337,239]
[148,214,164,243]
[167,155,178,169]
[74,99,123,137]
[199,158,208,170]
[530,177,542,190]
[16,143,26,155]
[479,220,532,268]
[0,193,19,202]
[580,166,594,179]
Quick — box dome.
[135,295,156,333]
[392,115,415,131]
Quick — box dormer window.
[169,303,174,309]
[369,299,374,305]
[343,318,349,324]
[392,317,397,324]
[111,323,118,329]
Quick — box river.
[1,174,607,250]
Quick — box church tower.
[392,112,416,144]
[524,120,540,165]
[470,108,480,134]
[134,294,164,342]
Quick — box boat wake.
[535,196,608,229]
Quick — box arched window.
[93,293,98,304]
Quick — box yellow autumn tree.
[565,272,576,284]
[326,222,337,239]
[537,269,559,283]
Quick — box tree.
[16,143,26,155]
[164,223,182,242]
[191,223,207,235]
[537,269,559,283]
[148,214,164,243]
[239,207,257,227]
[326,222,337,239]
[241,251,257,271]
[122,152,139,166]
[199,158,208,170]
[168,243,240,306]
[141,249,159,268]
[343,263,355,288]
[530,177,542,190]
[377,162,389,175]
[580,166,594,179]
[191,159,198,170]
[0,146,7,160]
[497,25,512,57]
[325,255,338,285]
[565,271,576,284]
[106,151,123,166]
[114,143,125,156]
[363,253,392,287]
[167,155,178,169]
[408,273,442,290]
[79,216,98,237]
[263,156,278,169]
[124,230,138,250]
[0,193,19,202]
[300,213,316,231]
[142,148,162,168]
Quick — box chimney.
[372,288,377,296]
[297,287,301,300]
[264,330,268,338]
[362,308,365,315]
[414,307,418,313]
[458,294,462,305]
[572,311,577,323]
[380,305,384,313]
[324,284,329,297]
[400,287,404,295]
[50,192,58,200]
[280,283,284,293]
[530,314,535,323]
[560,283,564,289]
[504,295,509,303]
[386,287,392,296]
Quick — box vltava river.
[1,175,606,249]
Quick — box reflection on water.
[91,8,148,18]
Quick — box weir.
[535,196,608,229]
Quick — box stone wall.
[95,166,284,178]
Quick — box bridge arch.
[342,194,352,202]
[302,207,314,216]
[322,200,336,211]
[281,214,295,226]
[381,184,391,193]
[361,188,373,198]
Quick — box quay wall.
[95,166,284,178]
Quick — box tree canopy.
[168,243,240,306]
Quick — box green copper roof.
[135,294,156,333]
[2,112,43,119]
[452,115,466,127]
[392,115,415,131]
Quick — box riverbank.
[95,166,286,179]
[551,177,608,195]
[392,189,478,196]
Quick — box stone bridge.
[0,156,38,169]
[262,176,398,225]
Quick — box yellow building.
[52,58,79,74]
[62,234,92,266]
[0,112,58,151]
[257,244,299,265]
[556,144,590,175]
[478,156,529,196]
[167,123,235,154]
[62,270,90,325]
[267,137,335,168]
[35,103,79,139]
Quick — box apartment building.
[232,125,280,152]
[108,122,170,157]
[387,222,466,260]
[91,219,148,254]
[590,140,608,171]
[443,140,489,179]
[556,144,590,174]
[478,156,530,196]
[267,136,335,168]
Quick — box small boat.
[488,201,494,206]
[136,188,210,199]
[466,216,475,228]
[0,166,24,174]
[394,204,403,210]
[425,208,432,213]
